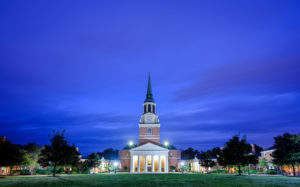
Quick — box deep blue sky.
[1,0,300,155]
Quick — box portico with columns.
[130,143,169,173]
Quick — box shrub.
[12,170,21,175]
[20,170,31,175]
[70,170,79,174]
[170,166,176,171]
[82,170,89,174]
[36,169,50,175]
[269,169,277,175]
[211,170,227,174]
[57,169,65,174]
[250,170,257,174]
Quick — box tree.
[38,130,80,176]
[211,147,221,157]
[76,160,90,174]
[259,158,270,174]
[0,140,25,175]
[220,135,258,175]
[85,152,100,173]
[198,150,216,173]
[22,143,42,174]
[272,133,300,176]
[246,154,258,175]
[100,148,119,160]
[181,148,198,160]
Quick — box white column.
[145,155,148,172]
[138,155,141,172]
[130,155,134,173]
[166,155,169,173]
[151,155,155,172]
[159,155,162,173]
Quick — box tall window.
[153,105,155,113]
[144,105,146,113]
[147,128,152,135]
[148,104,151,113]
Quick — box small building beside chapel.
[119,74,181,173]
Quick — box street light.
[164,141,169,147]
[129,141,133,146]
[113,162,118,174]
[180,162,185,174]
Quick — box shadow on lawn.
[47,176,72,182]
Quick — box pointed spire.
[144,72,155,103]
[147,72,152,95]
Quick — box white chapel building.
[118,74,181,173]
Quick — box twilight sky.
[1,0,300,156]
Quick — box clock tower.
[138,73,160,145]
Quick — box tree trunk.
[53,165,56,177]
[9,166,13,176]
[292,164,296,177]
[238,165,241,175]
[248,165,250,175]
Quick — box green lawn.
[0,173,300,187]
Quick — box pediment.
[131,142,168,151]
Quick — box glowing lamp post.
[180,161,185,174]
[129,141,133,147]
[164,141,169,147]
[113,161,118,174]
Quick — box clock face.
[146,116,153,122]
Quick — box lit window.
[147,128,152,135]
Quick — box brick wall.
[168,150,181,170]
[139,127,159,136]
[139,127,160,144]
[261,150,274,161]
[118,150,131,172]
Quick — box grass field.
[0,173,300,187]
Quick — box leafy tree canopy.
[0,139,25,175]
[198,150,216,172]
[38,130,80,176]
[98,148,119,160]
[181,147,198,160]
[219,135,258,175]
[271,133,300,176]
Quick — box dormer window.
[147,128,152,135]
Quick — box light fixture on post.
[129,141,133,147]
[113,161,118,174]
[164,141,169,147]
[180,161,185,174]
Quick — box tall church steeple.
[143,73,156,114]
[139,73,160,145]
[144,73,155,103]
